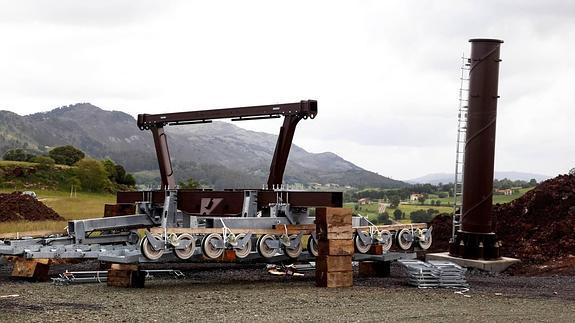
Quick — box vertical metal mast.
[452,54,470,239]
[450,38,503,260]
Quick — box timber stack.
[107,263,145,288]
[315,207,353,288]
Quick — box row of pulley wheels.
[141,233,316,261]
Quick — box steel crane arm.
[137,100,317,190]
[137,100,317,129]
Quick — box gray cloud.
[0,0,573,178]
[0,0,175,27]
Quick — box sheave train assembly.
[0,100,432,262]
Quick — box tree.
[31,156,55,169]
[435,200,441,206]
[418,194,427,205]
[122,173,136,186]
[528,178,538,187]
[74,159,111,192]
[393,208,403,220]
[114,164,126,182]
[102,159,118,181]
[178,177,200,189]
[377,212,392,225]
[49,145,85,166]
[389,195,401,208]
[3,149,35,162]
[410,209,434,223]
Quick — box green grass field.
[0,188,115,233]
[423,187,533,205]
[346,187,532,224]
[492,187,532,204]
[344,201,453,224]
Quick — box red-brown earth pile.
[0,192,64,222]
[428,174,575,273]
[494,174,575,265]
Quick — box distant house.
[358,198,371,205]
[410,193,424,202]
[495,188,513,196]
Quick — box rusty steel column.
[150,126,176,190]
[450,38,503,260]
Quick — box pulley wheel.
[257,234,278,258]
[354,232,371,254]
[201,233,224,259]
[417,229,433,250]
[307,236,318,257]
[174,233,196,260]
[285,235,303,259]
[380,230,393,252]
[397,228,413,250]
[141,233,165,261]
[234,233,252,259]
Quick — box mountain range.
[407,171,552,185]
[0,103,406,189]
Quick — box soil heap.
[0,192,64,222]
[428,174,575,271]
[427,213,452,252]
[494,174,575,265]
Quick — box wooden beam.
[11,258,51,281]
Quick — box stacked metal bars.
[398,259,468,288]
[428,260,469,288]
[51,269,185,285]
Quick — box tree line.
[2,145,135,192]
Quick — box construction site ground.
[1,262,574,322]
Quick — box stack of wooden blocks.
[315,207,354,288]
[10,258,51,282]
[107,263,145,288]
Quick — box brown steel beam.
[267,114,301,187]
[116,190,343,216]
[137,100,317,129]
[151,126,176,189]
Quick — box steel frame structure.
[0,100,432,264]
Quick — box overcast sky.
[0,0,573,180]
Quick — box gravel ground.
[1,262,574,322]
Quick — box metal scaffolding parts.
[399,259,469,288]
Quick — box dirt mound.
[427,174,575,274]
[495,174,575,265]
[427,213,453,252]
[0,192,64,222]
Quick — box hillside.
[0,103,406,189]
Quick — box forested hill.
[0,103,406,189]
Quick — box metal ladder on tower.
[452,55,470,238]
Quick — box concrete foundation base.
[426,252,520,273]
